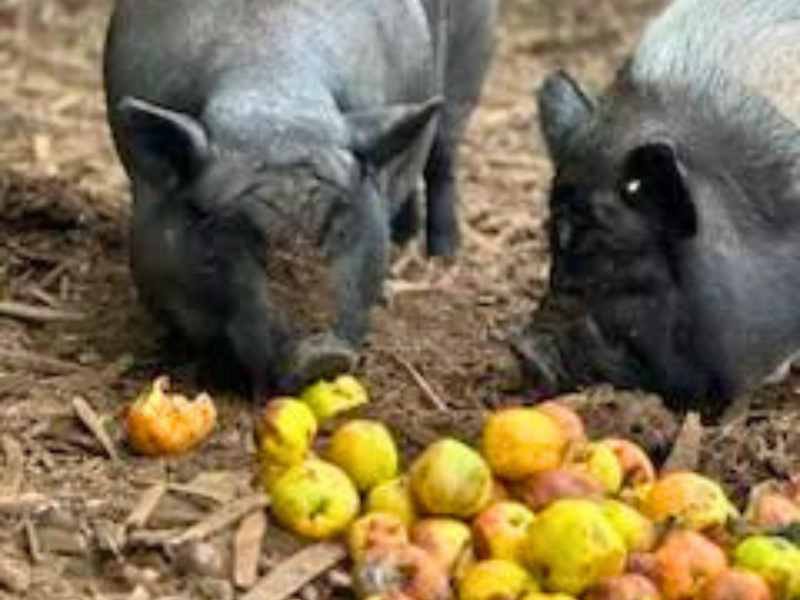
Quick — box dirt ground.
[0,1,799,598]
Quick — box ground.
[0,1,798,598]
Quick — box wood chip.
[169,471,244,506]
[240,543,346,600]
[0,492,51,515]
[0,555,31,593]
[72,396,119,463]
[169,494,269,546]
[234,509,267,589]
[0,300,83,322]
[125,483,167,530]
[23,516,43,563]
[661,411,704,474]
[127,528,183,548]
[0,435,23,496]
[38,526,88,556]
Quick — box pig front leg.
[424,134,460,257]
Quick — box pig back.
[631,0,800,128]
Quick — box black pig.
[103,0,496,395]
[513,0,800,409]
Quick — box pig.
[103,0,496,396]
[512,0,800,410]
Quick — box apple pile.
[256,380,800,600]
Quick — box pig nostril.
[286,332,358,389]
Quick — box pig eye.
[620,178,643,201]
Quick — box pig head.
[513,64,800,410]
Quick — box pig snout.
[509,298,646,400]
[277,332,358,392]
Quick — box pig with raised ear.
[513,0,800,410]
[103,0,497,396]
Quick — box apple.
[270,458,360,539]
[651,530,728,600]
[472,501,535,563]
[513,468,603,512]
[523,499,626,596]
[300,374,368,423]
[352,543,451,600]
[409,438,493,518]
[348,512,409,563]
[366,476,418,528]
[256,398,317,466]
[410,518,473,575]
[327,419,398,492]
[458,559,539,600]
[124,376,217,456]
[482,408,567,481]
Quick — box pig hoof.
[283,333,358,390]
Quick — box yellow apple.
[327,419,398,492]
[409,438,493,518]
[270,458,360,539]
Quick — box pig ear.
[117,97,210,187]
[537,70,594,161]
[346,96,443,167]
[621,142,697,239]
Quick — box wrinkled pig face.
[516,71,736,404]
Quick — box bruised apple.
[641,471,738,531]
[124,376,217,456]
[535,401,586,444]
[352,543,451,600]
[563,442,623,494]
[410,518,473,575]
[256,397,317,466]
[700,568,772,600]
[348,512,409,564]
[300,374,369,423]
[472,501,536,563]
[601,438,656,488]
[651,530,728,600]
[513,468,603,512]
[744,481,800,529]
[584,574,661,600]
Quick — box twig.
[0,492,52,515]
[169,494,269,546]
[234,510,268,590]
[0,301,84,323]
[240,542,346,600]
[389,352,449,412]
[72,396,120,463]
[125,483,168,530]
[0,348,84,375]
